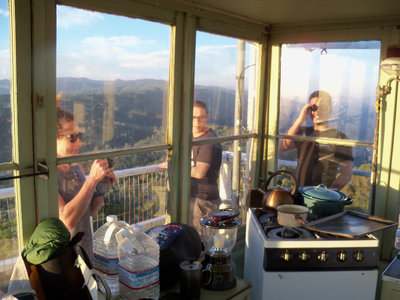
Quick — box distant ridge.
[0,78,236,95]
[0,79,10,94]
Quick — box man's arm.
[191,142,213,179]
[330,160,352,190]
[279,103,312,152]
[191,161,210,179]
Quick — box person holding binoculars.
[279,90,353,191]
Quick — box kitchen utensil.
[276,204,309,227]
[179,261,211,300]
[259,170,298,211]
[200,209,241,290]
[303,209,397,238]
[298,184,352,218]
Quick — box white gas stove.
[244,208,379,300]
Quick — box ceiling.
[181,0,400,26]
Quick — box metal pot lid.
[298,184,345,201]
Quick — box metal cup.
[179,261,205,300]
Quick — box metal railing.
[92,164,168,232]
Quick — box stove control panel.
[264,247,378,271]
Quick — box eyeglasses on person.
[61,132,84,143]
[193,115,208,121]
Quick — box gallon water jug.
[116,225,160,300]
[93,215,128,299]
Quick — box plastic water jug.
[116,225,160,300]
[93,215,128,299]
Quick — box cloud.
[197,44,235,52]
[195,44,238,88]
[0,8,9,17]
[0,49,10,80]
[82,35,154,48]
[57,36,170,80]
[57,5,103,29]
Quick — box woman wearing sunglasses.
[57,108,116,261]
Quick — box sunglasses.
[62,132,84,143]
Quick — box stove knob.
[353,250,364,262]
[280,250,293,262]
[317,251,328,262]
[337,250,347,262]
[298,251,310,262]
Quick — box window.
[56,6,170,227]
[277,41,381,213]
[0,0,11,164]
[0,0,18,293]
[57,6,170,153]
[193,32,259,215]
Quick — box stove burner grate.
[266,226,314,240]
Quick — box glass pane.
[0,0,12,163]
[0,176,18,294]
[278,143,372,213]
[278,41,380,210]
[56,6,170,154]
[279,41,381,143]
[90,151,168,231]
[194,32,259,137]
[57,150,167,234]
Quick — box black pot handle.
[261,170,298,196]
[343,197,353,205]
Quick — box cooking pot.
[298,184,352,218]
[276,204,309,228]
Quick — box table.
[161,277,252,300]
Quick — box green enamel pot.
[298,184,352,218]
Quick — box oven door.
[259,269,378,300]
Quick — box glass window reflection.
[194,32,259,137]
[278,41,380,213]
[56,6,170,153]
[0,0,11,164]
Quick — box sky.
[0,3,247,89]
[0,1,381,94]
[0,0,10,80]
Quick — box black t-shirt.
[295,126,353,187]
[191,128,222,200]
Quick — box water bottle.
[93,215,128,299]
[116,225,160,300]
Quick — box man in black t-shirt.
[190,101,222,237]
[158,101,222,238]
[279,90,353,190]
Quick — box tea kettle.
[258,170,298,211]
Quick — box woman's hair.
[57,108,74,136]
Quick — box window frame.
[6,0,399,263]
[7,0,268,246]
[268,28,400,260]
